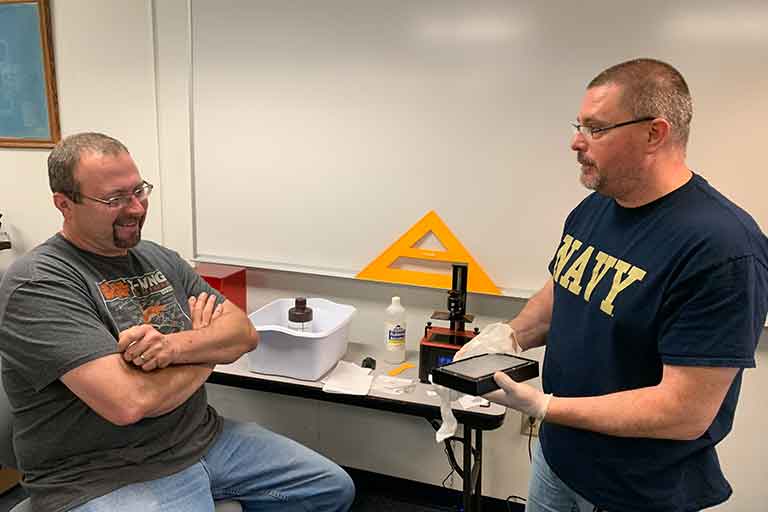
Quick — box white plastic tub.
[247,298,356,380]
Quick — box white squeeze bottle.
[384,296,407,364]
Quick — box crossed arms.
[61,292,259,426]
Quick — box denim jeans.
[71,419,355,512]
[526,441,598,512]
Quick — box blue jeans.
[526,441,598,512]
[71,419,355,512]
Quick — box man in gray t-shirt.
[0,132,354,512]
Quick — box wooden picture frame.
[0,0,60,148]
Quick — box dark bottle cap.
[288,297,313,322]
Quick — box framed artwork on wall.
[0,0,60,148]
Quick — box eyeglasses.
[78,181,154,208]
[571,117,655,140]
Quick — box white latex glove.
[484,371,552,420]
[453,322,521,361]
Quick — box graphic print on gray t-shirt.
[98,270,188,334]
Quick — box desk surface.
[210,343,507,431]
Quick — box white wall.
[1,1,766,509]
[189,0,768,296]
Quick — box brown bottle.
[288,297,313,332]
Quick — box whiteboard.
[191,0,768,296]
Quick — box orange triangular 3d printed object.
[357,211,501,295]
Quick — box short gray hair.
[589,58,693,147]
[48,132,129,199]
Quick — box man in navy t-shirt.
[458,58,767,511]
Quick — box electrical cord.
[510,418,535,509]
[428,418,484,491]
[428,418,535,510]
[527,416,535,462]
[440,450,456,489]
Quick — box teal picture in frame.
[0,0,60,148]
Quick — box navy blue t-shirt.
[540,174,768,512]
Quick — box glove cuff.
[503,322,522,353]
[509,326,522,353]
[535,393,553,420]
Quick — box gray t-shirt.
[0,234,225,512]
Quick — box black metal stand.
[433,420,484,512]
[462,425,483,512]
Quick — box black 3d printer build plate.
[430,353,539,396]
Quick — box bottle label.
[387,324,406,347]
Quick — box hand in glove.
[484,371,552,419]
[453,322,521,361]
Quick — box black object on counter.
[430,353,539,396]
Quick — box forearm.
[508,279,553,350]
[62,354,214,425]
[135,362,214,418]
[170,307,259,365]
[545,365,738,440]
[546,388,700,440]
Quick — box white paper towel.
[322,361,373,395]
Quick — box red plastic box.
[196,263,247,312]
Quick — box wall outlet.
[520,413,540,437]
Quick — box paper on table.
[372,375,415,395]
[458,395,490,410]
[322,361,373,395]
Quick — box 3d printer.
[418,263,479,382]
